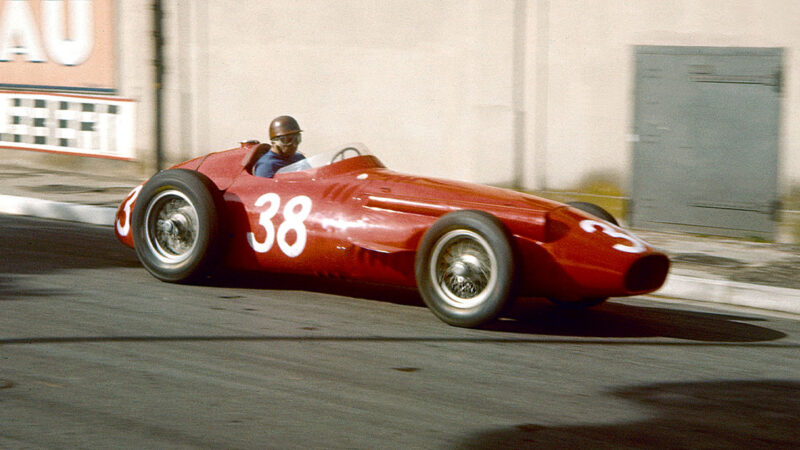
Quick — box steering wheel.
[330,147,362,164]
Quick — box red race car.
[115,141,669,327]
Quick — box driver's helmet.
[269,115,302,139]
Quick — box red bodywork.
[115,142,669,302]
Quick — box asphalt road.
[1,214,799,449]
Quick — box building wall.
[539,0,800,195]
[115,0,798,196]
[132,0,520,183]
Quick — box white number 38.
[247,193,312,257]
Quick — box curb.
[657,274,800,315]
[1,194,798,316]
[0,194,116,227]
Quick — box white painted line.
[0,194,115,227]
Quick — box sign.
[0,91,135,159]
[0,0,115,93]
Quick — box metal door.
[631,46,782,240]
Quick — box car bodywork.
[116,141,669,326]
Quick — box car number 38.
[246,193,313,258]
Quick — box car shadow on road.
[208,271,787,343]
[489,297,787,342]
[208,269,425,307]
[457,379,800,449]
[0,217,789,345]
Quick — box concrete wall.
[150,0,523,186]
[117,0,800,196]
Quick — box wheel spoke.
[144,190,199,264]
[430,230,497,309]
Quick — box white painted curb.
[0,194,116,227]
[658,274,800,315]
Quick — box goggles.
[272,133,301,146]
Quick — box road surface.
[1,215,798,448]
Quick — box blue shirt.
[253,151,306,178]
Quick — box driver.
[253,115,307,178]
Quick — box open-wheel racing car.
[115,141,670,328]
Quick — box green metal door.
[631,46,782,240]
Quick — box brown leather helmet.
[269,115,302,139]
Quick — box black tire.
[132,169,222,283]
[415,210,516,328]
[567,201,618,226]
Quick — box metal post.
[512,0,527,190]
[153,0,164,171]
[534,0,549,191]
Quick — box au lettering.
[0,0,93,66]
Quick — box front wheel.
[132,169,223,283]
[415,210,516,327]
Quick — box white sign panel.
[0,91,135,159]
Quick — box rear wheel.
[416,210,516,327]
[567,201,618,225]
[132,169,222,283]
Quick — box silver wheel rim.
[144,189,199,264]
[429,229,498,309]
